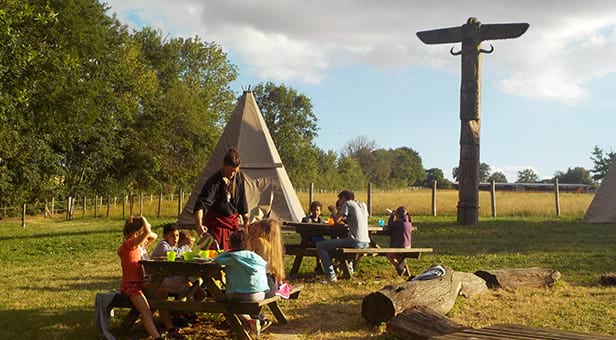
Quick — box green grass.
[0,216,615,339]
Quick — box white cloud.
[491,165,542,183]
[103,0,616,103]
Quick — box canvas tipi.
[177,91,305,227]
[583,160,616,223]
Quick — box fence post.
[139,191,143,216]
[150,193,153,203]
[82,196,86,218]
[431,180,437,216]
[490,180,496,218]
[66,196,71,219]
[157,192,162,218]
[94,195,98,218]
[22,203,26,228]
[129,192,134,216]
[51,197,55,216]
[555,178,561,217]
[367,182,372,215]
[106,195,110,218]
[309,183,314,211]
[177,187,183,219]
[114,196,117,207]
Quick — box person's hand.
[199,225,208,235]
[141,216,151,231]
[328,205,336,213]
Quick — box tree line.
[1,1,614,212]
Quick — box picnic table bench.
[105,259,302,340]
[283,222,433,279]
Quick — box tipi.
[177,91,305,227]
[583,160,616,223]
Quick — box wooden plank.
[341,247,433,254]
[491,324,616,340]
[434,323,616,340]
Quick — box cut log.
[474,267,561,289]
[455,271,488,298]
[361,265,460,324]
[387,306,468,340]
[600,272,616,286]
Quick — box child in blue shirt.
[215,230,269,333]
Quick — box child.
[117,216,169,339]
[302,201,323,223]
[248,219,286,297]
[302,201,325,273]
[152,224,180,258]
[215,230,269,334]
[386,206,414,276]
[177,229,196,255]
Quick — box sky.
[102,0,616,182]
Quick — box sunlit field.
[298,189,594,218]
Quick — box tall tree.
[590,146,616,182]
[453,162,490,182]
[516,168,539,183]
[337,157,365,190]
[487,171,508,183]
[553,167,592,185]
[424,168,452,189]
[389,147,425,187]
[253,82,320,189]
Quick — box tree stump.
[455,271,488,297]
[361,265,460,324]
[387,306,468,340]
[474,267,561,289]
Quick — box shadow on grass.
[0,228,117,242]
[0,307,103,339]
[18,275,119,292]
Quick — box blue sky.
[102,0,616,181]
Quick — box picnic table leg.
[223,311,252,340]
[289,255,303,276]
[268,301,288,324]
[119,276,166,334]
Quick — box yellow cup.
[166,251,176,262]
[206,250,217,258]
[183,251,195,261]
[199,250,208,258]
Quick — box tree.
[487,171,508,183]
[590,146,616,181]
[253,82,320,189]
[389,147,425,187]
[337,157,365,190]
[424,168,452,189]
[516,168,539,183]
[553,167,592,184]
[452,162,490,182]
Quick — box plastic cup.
[183,251,195,261]
[206,250,217,258]
[166,251,177,262]
[378,219,385,227]
[199,250,208,258]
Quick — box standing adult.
[194,147,249,251]
[317,190,370,283]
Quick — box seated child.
[117,216,178,339]
[177,229,196,255]
[385,206,414,276]
[215,230,270,334]
[301,201,325,273]
[151,225,191,300]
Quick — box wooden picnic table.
[282,222,432,279]
[120,259,294,340]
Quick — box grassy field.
[0,192,614,339]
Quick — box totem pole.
[417,17,528,225]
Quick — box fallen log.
[361,265,460,324]
[474,267,561,289]
[455,271,488,297]
[387,306,468,340]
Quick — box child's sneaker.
[164,327,185,339]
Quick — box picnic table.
[282,222,432,279]
[118,259,299,340]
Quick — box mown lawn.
[0,215,614,339]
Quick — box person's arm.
[194,176,219,235]
[132,216,157,247]
[237,174,249,228]
[328,202,347,224]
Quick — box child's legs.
[386,253,399,266]
[128,293,160,338]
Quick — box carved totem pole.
[417,18,528,225]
